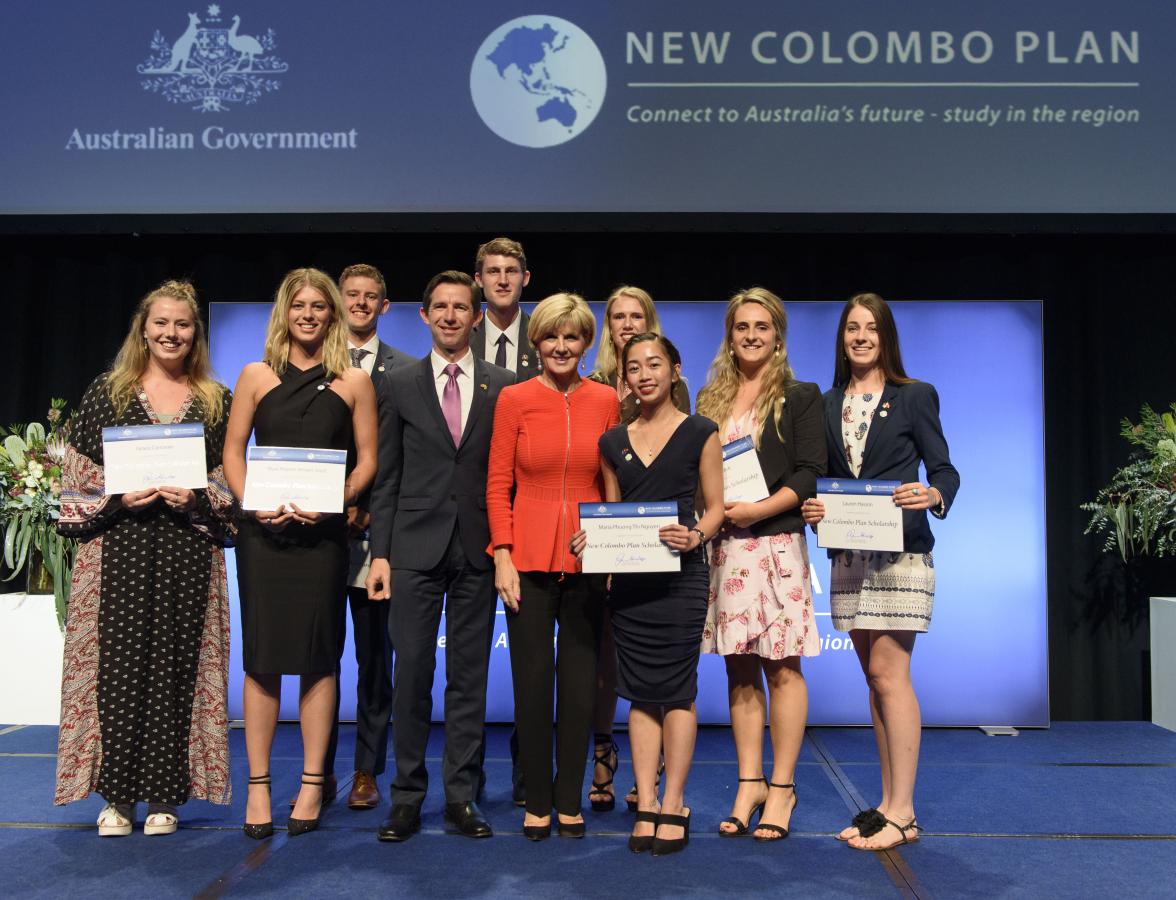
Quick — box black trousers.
[507,571,605,817]
[326,585,394,777]
[387,526,496,807]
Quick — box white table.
[1152,597,1176,733]
[0,592,63,725]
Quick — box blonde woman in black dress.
[224,268,377,838]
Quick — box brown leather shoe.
[348,771,381,810]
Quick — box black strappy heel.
[243,774,274,840]
[754,781,797,842]
[287,772,326,836]
[625,759,665,813]
[719,776,768,836]
[589,733,618,812]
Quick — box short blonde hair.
[527,292,596,350]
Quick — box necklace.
[631,414,682,460]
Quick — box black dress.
[235,364,351,675]
[598,414,718,705]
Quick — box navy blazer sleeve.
[367,370,403,560]
[910,382,959,518]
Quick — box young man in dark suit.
[367,271,514,842]
[471,237,540,379]
[471,237,537,805]
[324,264,413,812]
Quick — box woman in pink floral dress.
[697,288,825,842]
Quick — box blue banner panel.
[210,299,1047,727]
[1,2,1171,214]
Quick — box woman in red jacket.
[486,292,620,840]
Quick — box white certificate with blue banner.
[816,478,904,552]
[579,502,681,574]
[102,423,207,495]
[722,436,769,503]
[243,446,347,513]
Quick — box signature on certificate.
[614,553,648,566]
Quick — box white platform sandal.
[144,805,178,836]
[97,803,134,837]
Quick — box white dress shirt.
[481,310,522,373]
[430,347,475,436]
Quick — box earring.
[775,344,781,356]
[580,357,586,370]
[727,345,735,358]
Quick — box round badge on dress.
[879,410,888,417]
[317,384,326,391]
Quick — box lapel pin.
[316,384,326,391]
[623,448,634,462]
[479,383,488,391]
[880,400,890,418]
[521,357,530,367]
[378,365,385,373]
[879,410,888,417]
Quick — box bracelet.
[689,527,706,547]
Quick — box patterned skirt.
[829,550,935,633]
[701,529,820,659]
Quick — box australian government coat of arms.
[137,5,288,111]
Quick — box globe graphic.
[470,16,606,148]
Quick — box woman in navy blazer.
[802,292,959,852]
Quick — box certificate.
[102,423,207,495]
[815,478,904,552]
[579,502,681,574]
[722,436,769,503]
[243,446,347,513]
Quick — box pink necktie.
[442,363,462,446]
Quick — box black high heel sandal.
[753,781,797,842]
[719,776,768,837]
[628,810,659,854]
[625,760,665,813]
[243,774,274,840]
[651,808,691,856]
[287,772,326,836]
[589,733,618,812]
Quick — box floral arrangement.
[0,399,75,627]
[1083,401,1176,562]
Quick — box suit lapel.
[373,340,394,377]
[470,322,486,358]
[460,358,491,449]
[860,383,900,471]
[415,357,456,450]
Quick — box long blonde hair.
[590,285,663,386]
[107,279,225,426]
[695,287,795,446]
[263,268,350,378]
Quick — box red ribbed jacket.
[486,377,620,573]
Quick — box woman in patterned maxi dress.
[802,293,959,852]
[56,280,234,837]
[697,288,825,842]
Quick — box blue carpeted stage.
[1,722,1173,898]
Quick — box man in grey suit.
[367,271,514,842]
[326,264,413,812]
[471,236,540,380]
